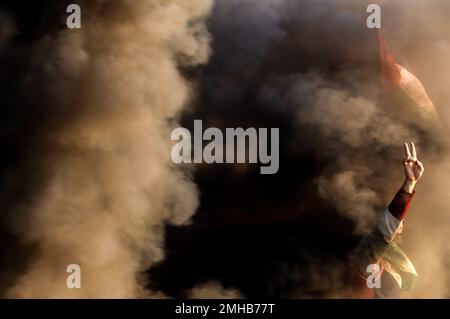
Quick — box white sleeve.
[377,208,403,241]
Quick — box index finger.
[404,143,411,158]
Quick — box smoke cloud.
[0,0,212,297]
[0,12,15,52]
[1,0,450,299]
[152,0,450,298]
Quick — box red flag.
[379,31,437,115]
[379,31,401,92]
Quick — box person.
[349,142,424,298]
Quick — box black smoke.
[1,0,449,298]
[149,0,450,298]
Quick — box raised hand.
[402,142,424,193]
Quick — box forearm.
[401,179,416,194]
[389,179,415,221]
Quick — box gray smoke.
[1,0,212,298]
